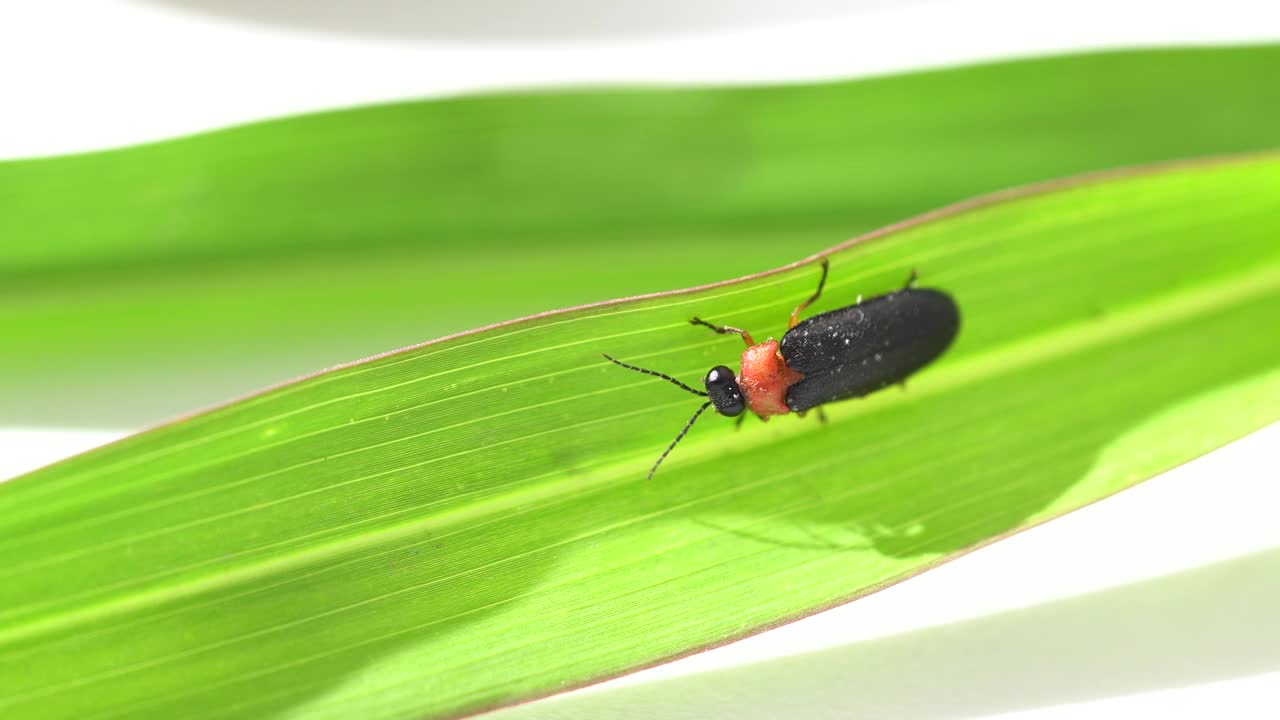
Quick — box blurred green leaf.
[3,45,1279,425]
[2,154,1278,720]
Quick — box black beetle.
[605,259,959,478]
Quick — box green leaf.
[2,154,1278,720]
[4,45,1280,426]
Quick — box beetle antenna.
[602,354,708,397]
[648,401,713,480]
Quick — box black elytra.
[781,287,959,411]
[604,259,960,479]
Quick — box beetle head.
[703,365,745,417]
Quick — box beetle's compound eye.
[703,365,745,417]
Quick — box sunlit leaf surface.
[2,154,1278,719]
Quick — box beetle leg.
[689,317,756,347]
[735,413,747,431]
[816,407,828,424]
[789,258,830,328]
[902,268,919,290]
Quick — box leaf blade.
[3,153,1280,719]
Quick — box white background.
[2,2,1278,718]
